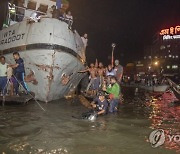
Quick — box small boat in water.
[0,92,34,106]
[139,84,169,92]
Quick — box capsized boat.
[0,0,86,102]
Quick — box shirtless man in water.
[97,62,105,89]
[79,63,99,95]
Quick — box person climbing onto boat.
[103,76,120,113]
[0,56,8,96]
[91,91,108,115]
[78,63,99,95]
[10,52,29,95]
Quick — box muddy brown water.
[0,87,179,154]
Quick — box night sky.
[69,0,180,65]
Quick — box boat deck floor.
[0,92,35,105]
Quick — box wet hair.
[111,76,117,81]
[99,62,103,65]
[0,56,6,60]
[13,52,20,56]
[97,91,105,97]
[0,56,5,60]
[51,5,56,9]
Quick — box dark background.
[69,0,180,66]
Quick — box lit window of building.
[172,65,178,69]
[176,55,179,58]
[168,50,171,53]
[148,56,151,59]
[167,65,170,69]
[160,45,165,50]
[169,54,172,58]
[144,56,146,59]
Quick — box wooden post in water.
[2,96,5,106]
[78,95,92,109]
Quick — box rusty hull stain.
[25,70,38,85]
[45,51,57,101]
[35,64,60,72]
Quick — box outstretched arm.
[9,64,19,68]
[97,109,105,115]
[78,68,89,73]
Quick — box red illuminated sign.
[160,26,180,36]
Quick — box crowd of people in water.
[0,52,29,97]
[79,59,123,115]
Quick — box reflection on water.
[146,91,180,152]
[0,87,179,154]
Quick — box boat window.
[39,4,48,13]
[27,1,37,10]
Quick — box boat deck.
[0,92,34,106]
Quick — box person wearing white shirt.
[65,11,73,29]
[81,33,88,50]
[0,56,8,95]
[81,33,88,61]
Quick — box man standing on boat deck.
[10,52,29,95]
[0,56,8,96]
[103,76,120,113]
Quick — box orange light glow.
[160,29,169,35]
[170,27,174,35]
[175,26,180,34]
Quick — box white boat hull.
[0,18,86,102]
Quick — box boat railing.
[8,5,46,26]
[167,78,180,94]
[6,5,72,28]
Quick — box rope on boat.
[4,59,46,111]
[12,74,46,111]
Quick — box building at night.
[144,25,180,75]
